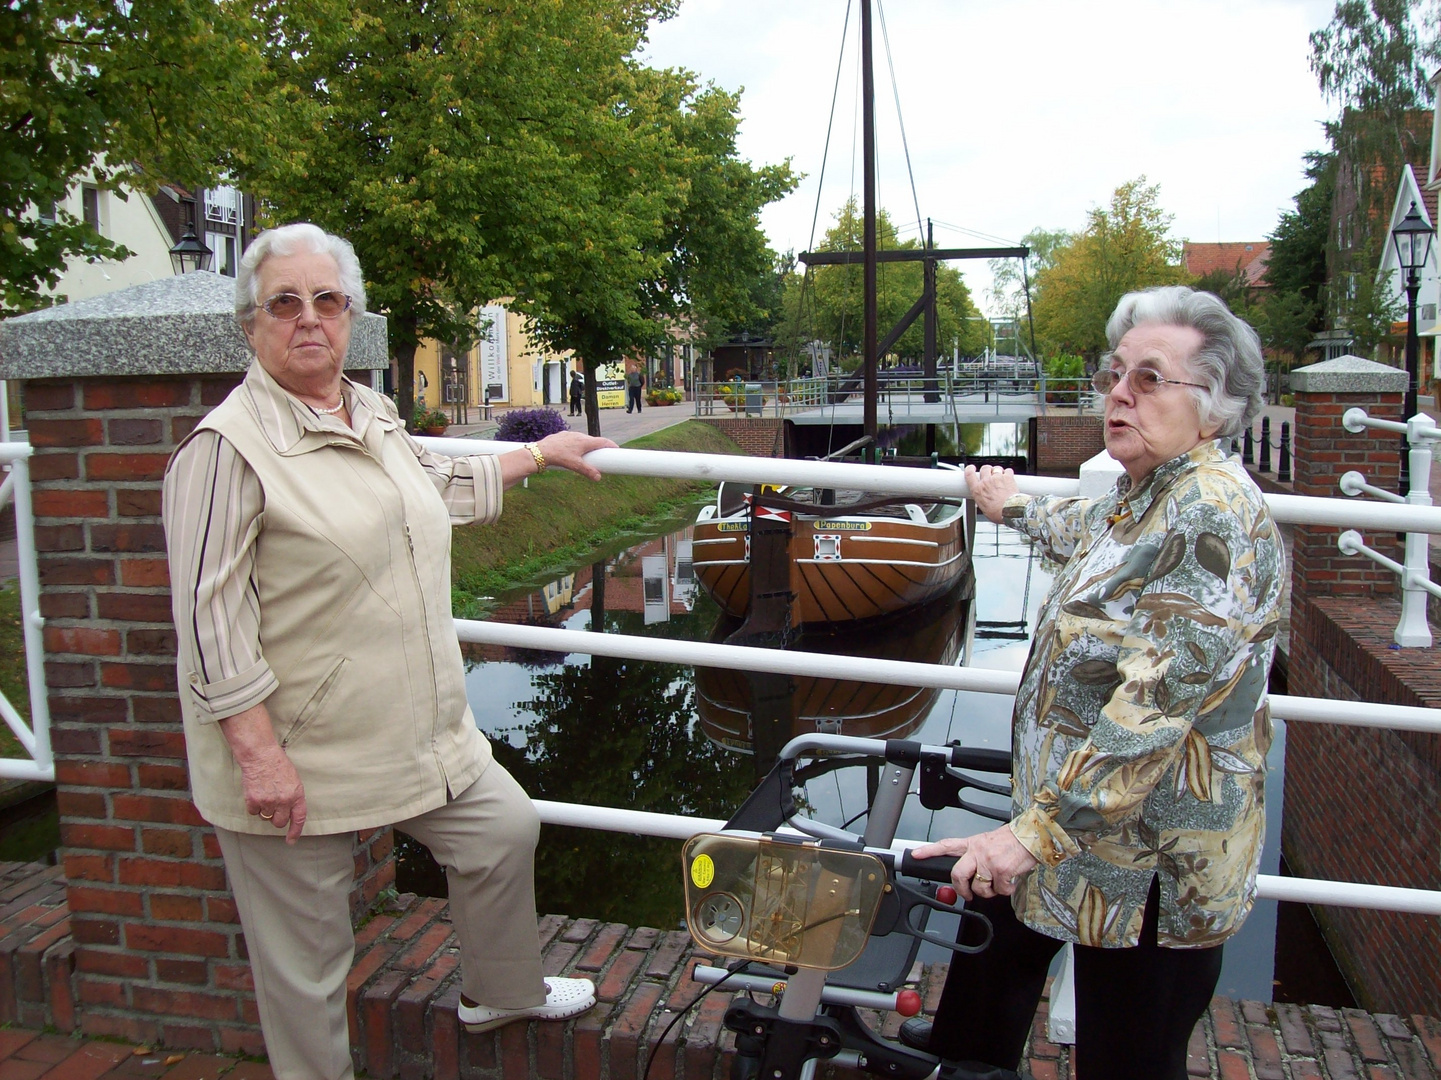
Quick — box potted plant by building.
[646,385,683,406]
[411,407,450,435]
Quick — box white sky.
[641,0,1341,315]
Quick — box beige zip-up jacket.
[163,361,503,835]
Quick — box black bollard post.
[1243,425,1254,464]
[1231,437,1240,457]
[1259,416,1272,473]
[1277,421,1292,484]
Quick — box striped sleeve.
[162,430,278,723]
[401,430,504,525]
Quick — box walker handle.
[896,850,958,883]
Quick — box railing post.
[1259,416,1272,473]
[1396,415,1436,646]
[1243,424,1254,464]
[1277,421,1292,484]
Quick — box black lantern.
[169,208,213,275]
[1392,201,1434,276]
[1391,200,1435,496]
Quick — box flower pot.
[422,425,448,436]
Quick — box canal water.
[401,431,1351,1007]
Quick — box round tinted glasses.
[1091,367,1206,396]
[261,291,352,321]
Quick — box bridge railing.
[1336,407,1441,646]
[422,436,1441,922]
[0,432,52,782]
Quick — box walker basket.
[682,833,887,971]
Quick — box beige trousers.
[215,761,548,1080]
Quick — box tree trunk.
[583,357,602,438]
[394,338,418,424]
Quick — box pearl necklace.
[314,397,346,415]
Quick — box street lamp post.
[1391,201,1434,496]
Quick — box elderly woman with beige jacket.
[162,223,612,1080]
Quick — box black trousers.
[928,878,1222,1080]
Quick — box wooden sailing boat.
[690,0,1008,632]
[692,482,966,624]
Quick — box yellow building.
[412,302,576,415]
[412,303,699,416]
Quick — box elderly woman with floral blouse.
[910,286,1284,1080]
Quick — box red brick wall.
[1290,390,1402,603]
[1284,598,1441,1016]
[697,417,783,457]
[1283,381,1441,1015]
[1030,415,1104,475]
[24,374,394,1051]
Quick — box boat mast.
[861,0,877,455]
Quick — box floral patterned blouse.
[1001,440,1284,949]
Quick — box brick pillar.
[1282,356,1441,1016]
[0,273,391,1052]
[1288,356,1404,617]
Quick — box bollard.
[1243,425,1254,464]
[1277,421,1291,484]
[1230,437,1240,457]
[1260,416,1272,473]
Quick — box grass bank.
[450,420,742,613]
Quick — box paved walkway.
[444,400,693,444]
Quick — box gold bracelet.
[525,442,547,474]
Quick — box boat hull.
[692,503,967,625]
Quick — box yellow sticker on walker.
[690,853,715,889]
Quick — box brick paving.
[0,869,1433,1079]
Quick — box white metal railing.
[419,437,1441,924]
[688,373,1096,423]
[0,425,53,782]
[1338,407,1441,646]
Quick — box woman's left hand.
[911,826,1040,901]
[538,431,616,480]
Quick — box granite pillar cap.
[1289,355,1407,394]
[0,270,388,379]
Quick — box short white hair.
[235,223,367,326]
[1105,286,1265,438]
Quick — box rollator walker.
[682,734,1022,1080]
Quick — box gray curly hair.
[1105,286,1265,438]
[235,223,367,327]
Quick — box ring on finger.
[260,811,274,820]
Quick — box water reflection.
[695,582,970,774]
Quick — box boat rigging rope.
[876,0,924,242]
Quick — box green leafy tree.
[1,0,264,311]
[986,227,1070,324]
[516,70,796,435]
[1251,152,1336,360]
[1336,243,1405,356]
[1310,2,1437,301]
[1031,178,1184,360]
[246,0,689,423]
